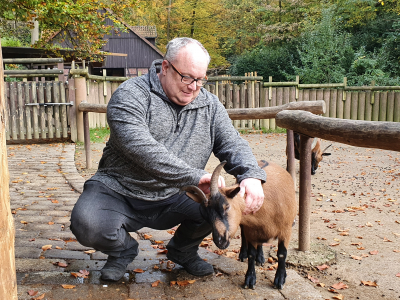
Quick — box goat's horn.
[210,161,227,196]
[322,144,332,153]
[181,185,208,205]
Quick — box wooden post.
[75,76,87,142]
[286,130,296,189]
[83,112,92,169]
[299,134,312,251]
[0,39,18,300]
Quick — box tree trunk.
[0,40,18,299]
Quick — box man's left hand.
[239,178,264,215]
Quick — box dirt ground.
[75,133,400,300]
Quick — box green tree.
[294,7,354,84]
[0,0,133,60]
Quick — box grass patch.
[261,127,286,134]
[90,127,110,143]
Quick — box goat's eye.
[224,204,230,211]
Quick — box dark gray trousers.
[70,180,211,261]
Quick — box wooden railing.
[277,111,400,250]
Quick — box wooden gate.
[4,81,71,142]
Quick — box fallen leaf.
[361,280,378,287]
[330,242,340,247]
[133,269,145,273]
[332,295,344,300]
[33,293,45,300]
[177,279,196,286]
[351,255,362,260]
[42,245,52,251]
[48,222,54,225]
[316,264,329,271]
[56,262,68,267]
[55,246,62,250]
[61,284,76,289]
[51,200,59,203]
[307,274,319,283]
[170,281,177,286]
[317,282,326,287]
[157,249,168,254]
[84,250,96,254]
[20,221,28,224]
[80,269,89,277]
[331,282,349,290]
[154,240,164,244]
[27,290,38,296]
[369,250,379,255]
[143,234,152,239]
[151,280,161,287]
[396,273,400,277]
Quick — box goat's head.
[311,141,332,175]
[182,161,242,249]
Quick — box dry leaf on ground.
[151,280,161,287]
[61,284,76,289]
[361,280,378,287]
[331,282,349,290]
[133,269,145,273]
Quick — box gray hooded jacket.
[90,59,266,201]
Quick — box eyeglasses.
[167,60,207,87]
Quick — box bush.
[228,42,299,82]
[1,36,23,47]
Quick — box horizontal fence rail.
[276,111,400,251]
[78,101,326,169]
[67,67,400,133]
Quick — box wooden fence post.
[75,75,87,142]
[299,134,312,251]
[0,41,18,300]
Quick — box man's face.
[160,44,208,106]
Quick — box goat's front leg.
[238,225,248,262]
[274,241,288,289]
[239,226,264,266]
[255,245,265,266]
[244,242,257,289]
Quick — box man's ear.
[161,59,169,75]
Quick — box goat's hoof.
[244,284,256,290]
[255,261,264,267]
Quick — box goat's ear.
[181,186,209,206]
[322,153,331,156]
[225,186,241,199]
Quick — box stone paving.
[7,143,325,300]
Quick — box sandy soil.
[75,133,400,300]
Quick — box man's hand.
[198,173,225,194]
[239,178,264,215]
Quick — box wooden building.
[49,10,164,77]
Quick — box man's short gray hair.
[164,37,211,65]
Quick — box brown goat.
[182,160,297,289]
[291,132,332,175]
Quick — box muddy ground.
[75,133,400,300]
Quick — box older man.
[70,37,266,281]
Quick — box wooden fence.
[81,76,400,132]
[3,81,70,142]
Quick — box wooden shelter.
[49,10,164,77]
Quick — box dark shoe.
[167,251,214,276]
[101,255,134,281]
